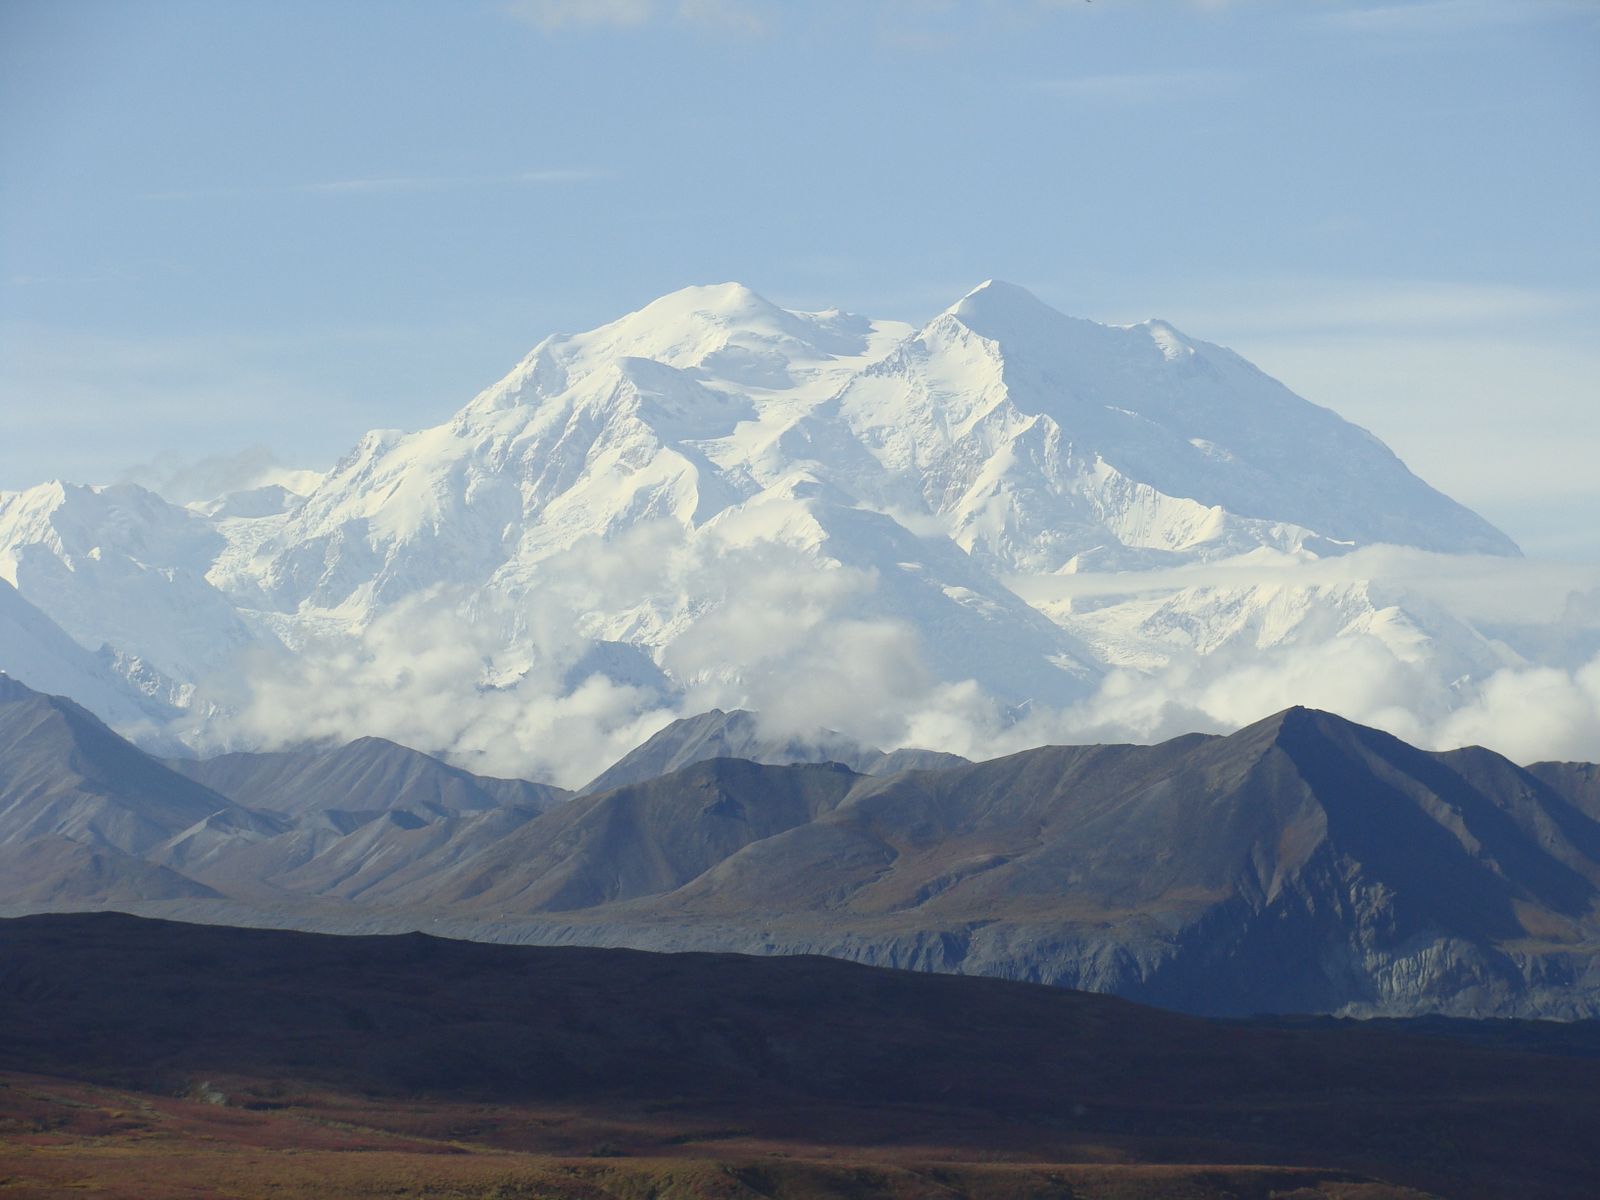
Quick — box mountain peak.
[954,277,1038,303]
[0,670,42,704]
[508,280,887,390]
[1,279,1527,774]
[630,281,792,331]
[940,279,1075,341]
[659,279,766,307]
[1243,704,1352,740]
[1236,705,1421,766]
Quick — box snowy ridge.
[0,583,179,741]
[0,279,1576,782]
[0,482,274,704]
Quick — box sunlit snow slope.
[0,281,1549,777]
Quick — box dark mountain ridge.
[4,673,1600,1017]
[580,706,968,794]
[0,673,249,855]
[165,735,569,818]
[473,706,1600,1016]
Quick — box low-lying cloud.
[194,533,1600,787]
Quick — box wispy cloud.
[1029,69,1241,105]
[1008,546,1600,625]
[518,168,616,184]
[294,168,614,194]
[7,268,142,288]
[0,317,481,492]
[504,0,773,34]
[1319,0,1596,35]
[1032,0,1238,11]
[150,168,613,202]
[505,0,654,30]
[1154,278,1589,336]
[200,531,1600,783]
[118,446,324,505]
[293,177,450,196]
[676,0,771,34]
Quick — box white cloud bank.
[192,533,1600,787]
[1318,0,1598,35]
[206,590,676,789]
[504,0,773,34]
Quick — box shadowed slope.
[0,674,268,859]
[6,668,1600,1017]
[0,834,221,903]
[1527,759,1600,822]
[418,708,1600,1015]
[1,912,1596,1200]
[430,757,862,912]
[167,736,569,819]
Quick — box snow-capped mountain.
[221,281,1513,620]
[0,281,1561,780]
[0,482,276,708]
[830,281,1516,571]
[0,579,180,742]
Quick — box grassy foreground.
[4,913,1595,1198]
[1,1071,1431,1200]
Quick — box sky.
[2,0,1597,556]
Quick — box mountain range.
[0,280,1558,784]
[5,672,1599,1019]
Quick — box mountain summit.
[227,279,1515,606]
[844,278,1517,570]
[0,282,1526,771]
[218,276,1514,609]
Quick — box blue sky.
[2,0,1597,554]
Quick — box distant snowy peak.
[0,481,222,581]
[217,277,1517,640]
[0,585,180,740]
[467,282,908,417]
[0,278,1531,760]
[0,482,266,712]
[833,279,1519,569]
[238,286,912,607]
